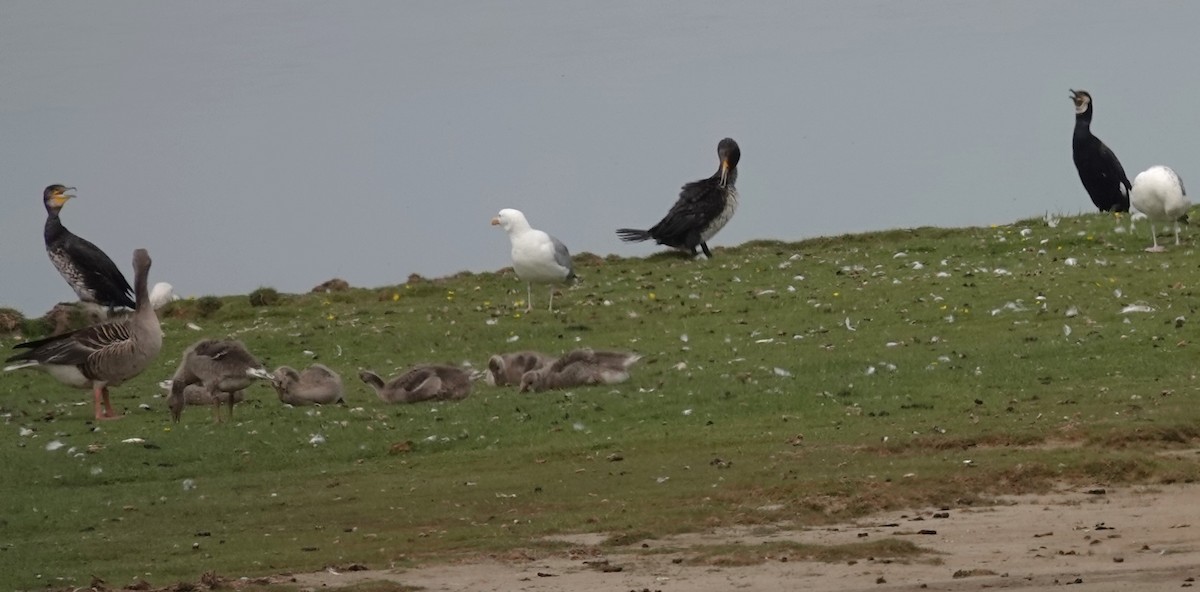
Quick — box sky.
[2,1,1198,315]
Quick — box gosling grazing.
[519,348,642,393]
[4,249,162,420]
[271,364,345,406]
[359,365,471,403]
[486,351,555,387]
[159,379,245,408]
[168,339,273,422]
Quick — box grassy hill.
[2,212,1199,590]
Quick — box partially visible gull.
[149,282,179,310]
[617,138,741,258]
[1130,165,1190,252]
[491,208,576,312]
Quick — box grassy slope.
[2,213,1200,589]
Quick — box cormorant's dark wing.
[649,176,726,238]
[1097,141,1132,196]
[61,232,135,308]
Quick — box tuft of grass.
[4,213,1200,589]
[249,286,282,307]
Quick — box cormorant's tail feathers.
[615,228,652,243]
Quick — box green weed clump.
[248,286,282,307]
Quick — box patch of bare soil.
[284,483,1200,592]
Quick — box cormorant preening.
[617,138,741,258]
[1070,90,1131,212]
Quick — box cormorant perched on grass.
[1070,90,1131,212]
[42,185,135,309]
[617,138,741,258]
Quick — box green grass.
[4,212,1200,590]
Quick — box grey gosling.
[168,339,273,423]
[359,365,472,403]
[4,248,162,420]
[486,350,555,387]
[520,348,642,393]
[271,364,345,406]
[158,379,245,408]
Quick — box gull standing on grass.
[1130,165,1190,252]
[491,208,576,312]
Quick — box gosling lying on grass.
[359,365,471,403]
[486,350,555,386]
[271,364,345,406]
[519,349,641,393]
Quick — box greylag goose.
[519,348,642,393]
[41,185,136,309]
[1130,165,1190,252]
[167,339,273,422]
[359,365,471,403]
[486,350,555,387]
[491,208,576,312]
[617,138,741,258]
[271,364,345,406]
[4,248,162,420]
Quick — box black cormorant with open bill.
[1070,90,1131,212]
[42,185,136,309]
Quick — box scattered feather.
[1121,303,1154,314]
[45,440,64,452]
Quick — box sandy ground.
[280,483,1200,592]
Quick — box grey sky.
[2,1,1197,315]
